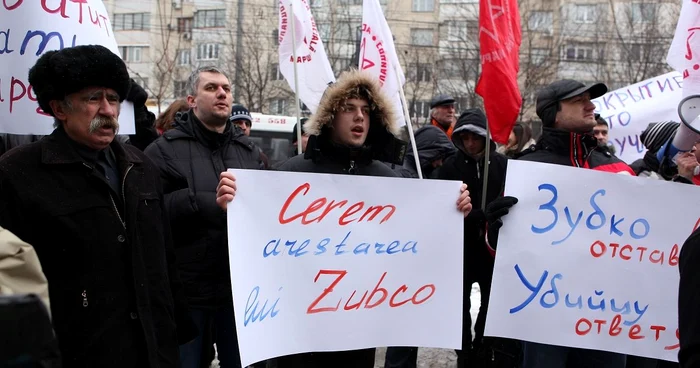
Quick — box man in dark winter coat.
[436,108,509,367]
[0,45,193,367]
[486,79,634,368]
[215,69,474,368]
[145,66,263,368]
[393,125,455,179]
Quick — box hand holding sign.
[485,161,700,362]
[225,170,464,366]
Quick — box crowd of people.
[1,44,699,368]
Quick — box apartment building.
[102,0,680,122]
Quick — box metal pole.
[290,2,303,155]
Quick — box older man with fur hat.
[0,45,193,367]
[215,69,473,368]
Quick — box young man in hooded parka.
[215,69,474,368]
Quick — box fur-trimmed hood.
[303,69,401,137]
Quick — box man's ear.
[49,100,68,121]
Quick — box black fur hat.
[28,45,130,117]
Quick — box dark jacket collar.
[535,127,598,165]
[166,110,254,151]
[304,127,406,166]
[41,126,142,166]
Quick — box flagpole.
[290,1,303,155]
[481,120,491,210]
[393,64,423,179]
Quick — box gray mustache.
[88,116,119,134]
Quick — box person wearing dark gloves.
[436,108,509,367]
[484,196,518,253]
[511,80,634,367]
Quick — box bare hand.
[677,152,699,179]
[216,172,237,211]
[457,183,472,217]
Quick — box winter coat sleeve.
[143,141,199,225]
[156,184,198,344]
[679,229,700,368]
[128,106,159,151]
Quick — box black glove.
[126,79,148,108]
[485,196,518,250]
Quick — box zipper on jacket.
[110,163,133,230]
[348,160,356,175]
[477,161,481,179]
[82,289,88,307]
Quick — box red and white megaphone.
[658,95,700,162]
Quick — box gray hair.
[53,98,74,128]
[187,66,229,96]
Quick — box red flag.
[475,0,522,144]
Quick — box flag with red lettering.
[475,0,522,144]
[360,0,407,127]
[278,0,335,113]
[667,0,700,97]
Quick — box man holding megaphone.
[654,96,700,183]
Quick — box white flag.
[666,0,700,97]
[360,0,407,127]
[278,0,335,114]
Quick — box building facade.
[103,0,680,123]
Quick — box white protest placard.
[227,170,464,367]
[485,160,700,362]
[0,1,135,135]
[593,72,683,165]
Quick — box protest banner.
[485,160,700,362]
[226,170,464,366]
[593,72,683,165]
[0,0,135,135]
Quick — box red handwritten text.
[589,240,679,267]
[307,269,435,314]
[574,314,679,350]
[279,182,396,226]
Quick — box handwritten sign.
[485,160,700,362]
[593,72,683,164]
[226,170,464,366]
[0,0,135,135]
[667,0,700,96]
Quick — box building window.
[574,4,597,23]
[337,22,355,42]
[409,63,432,82]
[528,11,553,32]
[174,81,188,98]
[631,3,656,23]
[177,49,191,65]
[411,101,431,118]
[196,43,220,60]
[412,0,434,12]
[269,99,288,114]
[310,0,324,7]
[411,29,434,46]
[270,63,284,81]
[118,46,147,63]
[194,9,226,28]
[338,0,362,4]
[113,13,150,31]
[447,20,468,41]
[530,48,550,65]
[177,17,193,33]
[562,45,594,61]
